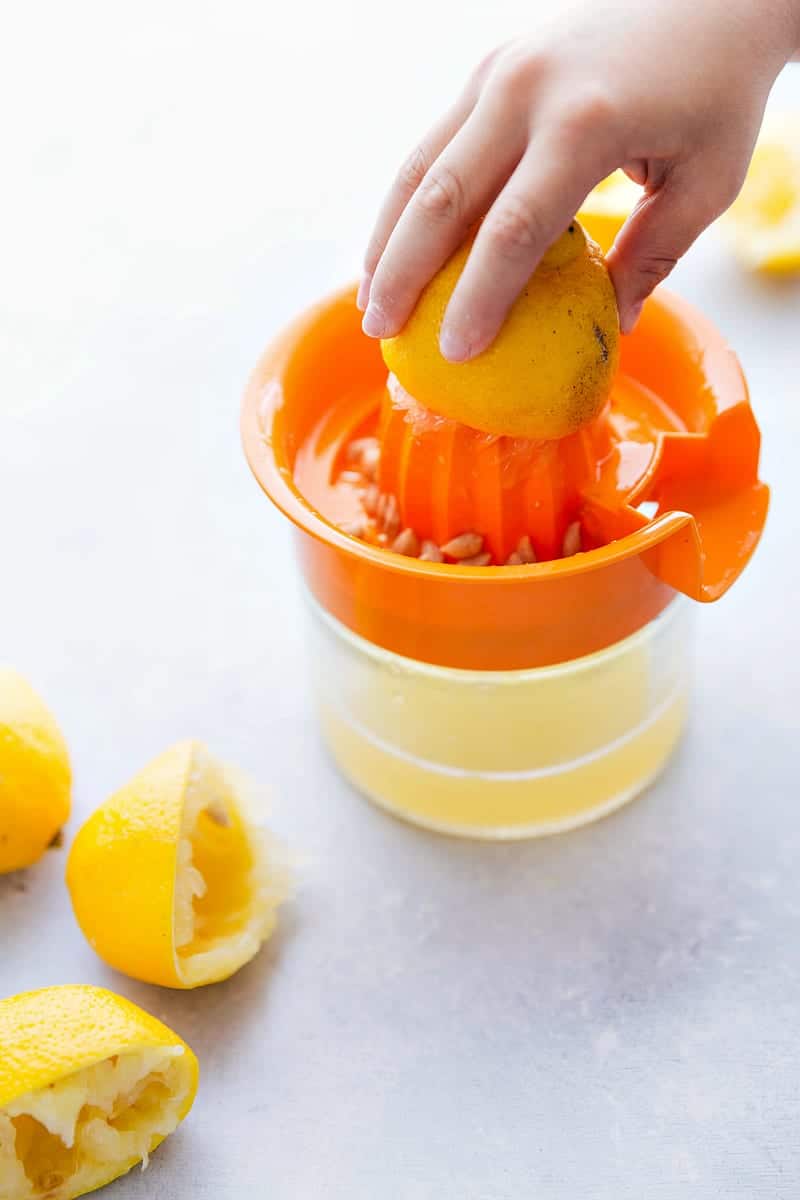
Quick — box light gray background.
[1,4,799,1196]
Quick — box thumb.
[607,175,717,333]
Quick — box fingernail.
[439,326,470,363]
[356,273,372,312]
[362,304,386,338]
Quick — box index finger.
[358,95,479,311]
[439,141,609,361]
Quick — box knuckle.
[469,43,504,89]
[635,252,678,287]
[559,87,619,139]
[397,145,430,197]
[676,153,748,226]
[415,165,464,222]
[485,197,547,258]
[488,47,537,97]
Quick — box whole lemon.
[381,221,620,440]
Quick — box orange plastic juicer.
[242,285,768,838]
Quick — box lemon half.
[66,740,288,989]
[381,221,620,441]
[0,985,198,1200]
[723,114,800,275]
[0,670,71,874]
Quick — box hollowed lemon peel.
[66,740,289,989]
[0,985,198,1200]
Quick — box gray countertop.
[1,5,799,1196]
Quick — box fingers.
[608,171,721,332]
[358,50,507,313]
[437,142,608,361]
[357,92,480,314]
[361,92,528,339]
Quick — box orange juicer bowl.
[242,286,768,838]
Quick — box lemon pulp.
[0,1048,192,1200]
[173,749,278,987]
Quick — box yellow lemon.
[381,221,619,440]
[0,670,71,874]
[0,985,198,1199]
[578,169,642,252]
[66,740,288,989]
[723,113,800,275]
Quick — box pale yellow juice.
[309,598,690,839]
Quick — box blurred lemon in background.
[723,113,800,275]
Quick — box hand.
[358,0,799,358]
